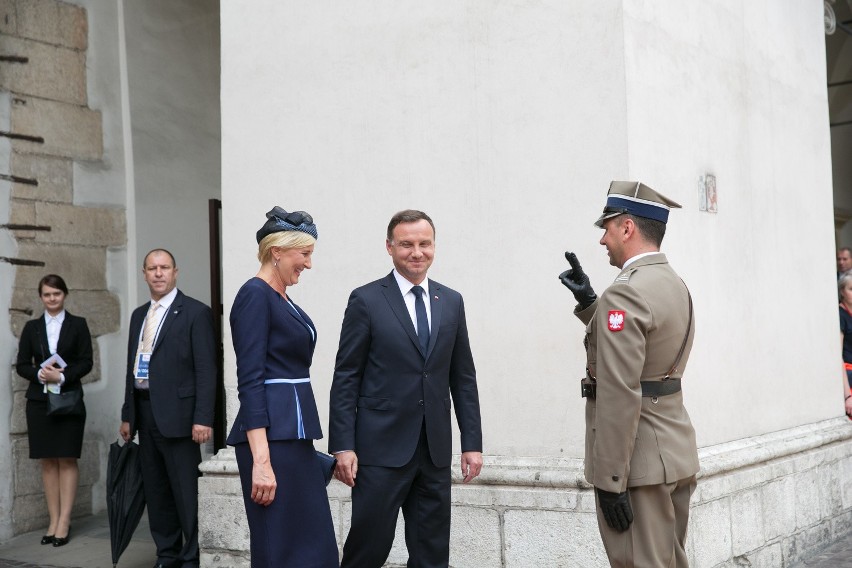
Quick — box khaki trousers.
[596,475,697,568]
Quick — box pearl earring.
[274,260,278,267]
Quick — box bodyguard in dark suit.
[329,209,483,568]
[120,249,216,568]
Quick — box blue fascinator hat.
[255,206,318,243]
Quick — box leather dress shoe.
[152,561,179,568]
[52,526,70,547]
[40,534,54,545]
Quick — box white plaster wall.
[221,0,630,458]
[619,1,839,445]
[32,0,221,515]
[56,0,131,514]
[221,1,840,460]
[124,0,221,306]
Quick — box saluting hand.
[558,251,597,310]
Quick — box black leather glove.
[558,251,597,309]
[596,488,633,532]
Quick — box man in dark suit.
[329,210,483,568]
[120,249,216,568]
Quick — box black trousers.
[136,398,201,568]
[341,424,451,568]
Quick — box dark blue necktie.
[412,285,430,353]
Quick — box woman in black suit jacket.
[15,275,93,547]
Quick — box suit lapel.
[55,313,71,355]
[153,292,182,353]
[38,317,50,360]
[284,298,317,347]
[425,282,442,360]
[380,272,423,356]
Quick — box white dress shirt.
[392,269,431,333]
[138,287,179,347]
[41,310,66,388]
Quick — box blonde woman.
[226,207,337,567]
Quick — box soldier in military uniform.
[559,181,699,567]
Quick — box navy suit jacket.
[16,312,93,401]
[121,290,217,439]
[329,272,482,468]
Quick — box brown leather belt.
[580,378,682,399]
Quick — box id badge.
[135,352,151,385]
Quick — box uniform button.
[612,475,619,482]
[418,400,424,406]
[423,372,429,378]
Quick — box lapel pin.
[434,295,439,300]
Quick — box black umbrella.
[107,439,146,567]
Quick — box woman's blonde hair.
[258,231,316,264]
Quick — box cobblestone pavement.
[0,511,153,568]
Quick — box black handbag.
[316,450,337,486]
[46,388,85,417]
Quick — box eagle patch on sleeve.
[607,310,625,332]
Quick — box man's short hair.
[387,210,436,241]
[839,247,852,256]
[143,248,177,269]
[624,214,666,247]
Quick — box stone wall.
[199,419,852,567]
[0,0,124,535]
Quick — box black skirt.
[26,399,85,459]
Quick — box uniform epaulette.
[613,268,637,284]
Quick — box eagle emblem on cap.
[607,310,625,332]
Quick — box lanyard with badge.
[134,307,166,387]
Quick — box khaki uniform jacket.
[575,253,699,493]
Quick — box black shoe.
[52,526,70,547]
[152,562,179,568]
[40,534,54,545]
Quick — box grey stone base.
[199,418,852,567]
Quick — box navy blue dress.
[227,277,337,567]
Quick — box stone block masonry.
[0,35,87,105]
[199,419,852,567]
[10,95,102,161]
[1,0,126,537]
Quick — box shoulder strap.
[664,283,693,380]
